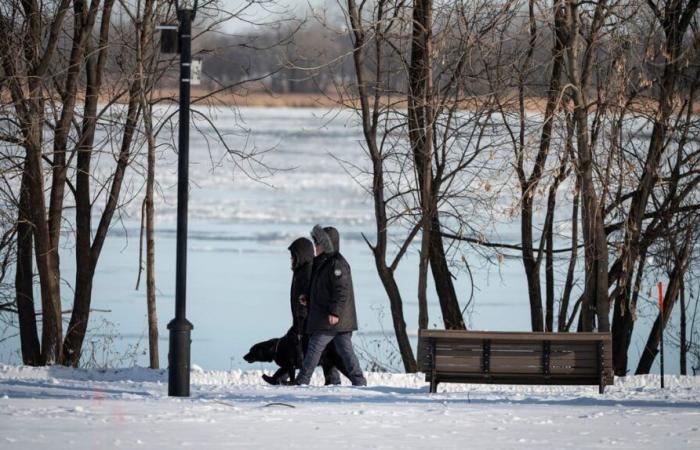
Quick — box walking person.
[287,237,314,366]
[262,237,314,385]
[296,225,367,386]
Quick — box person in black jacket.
[287,237,314,349]
[295,225,367,386]
[262,237,315,385]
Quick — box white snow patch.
[0,364,698,449]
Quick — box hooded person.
[262,237,314,385]
[295,225,367,386]
[288,237,314,338]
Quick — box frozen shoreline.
[1,364,698,449]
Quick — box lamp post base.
[168,318,193,397]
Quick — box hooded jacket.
[288,237,314,335]
[306,226,358,333]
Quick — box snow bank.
[1,364,698,449]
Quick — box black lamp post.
[162,0,198,398]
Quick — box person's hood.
[323,226,340,253]
[288,237,314,269]
[311,224,335,254]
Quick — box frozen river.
[0,107,681,374]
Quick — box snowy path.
[1,365,698,449]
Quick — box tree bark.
[409,0,432,332]
[611,0,699,370]
[376,260,418,373]
[612,248,646,375]
[62,0,122,366]
[680,281,686,375]
[15,169,41,365]
[48,0,100,254]
[514,1,566,333]
[136,0,159,370]
[408,0,464,330]
[521,196,544,331]
[63,82,136,366]
[2,0,73,365]
[26,122,63,364]
[346,0,418,372]
[635,243,690,374]
[564,0,609,332]
[428,220,465,329]
[559,184,579,332]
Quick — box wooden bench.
[417,330,614,394]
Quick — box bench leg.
[597,341,605,395]
[429,378,438,394]
[429,370,438,393]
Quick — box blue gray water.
[0,107,682,374]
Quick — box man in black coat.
[296,225,367,386]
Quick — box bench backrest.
[417,330,613,384]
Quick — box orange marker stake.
[658,281,665,389]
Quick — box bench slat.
[420,330,611,342]
[429,374,614,385]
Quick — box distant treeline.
[192,9,699,99]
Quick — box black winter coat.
[306,229,358,333]
[288,238,314,335]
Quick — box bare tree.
[604,0,700,374]
[0,0,285,367]
[1,0,75,363]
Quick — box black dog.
[244,331,350,385]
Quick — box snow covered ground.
[0,365,698,450]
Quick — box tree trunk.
[565,0,609,332]
[636,243,690,374]
[558,185,579,332]
[48,0,100,254]
[138,0,159,369]
[15,169,41,365]
[429,220,465,329]
[62,0,119,366]
[516,1,565,333]
[62,44,98,367]
[346,0,418,372]
[680,281,686,375]
[417,234,430,330]
[410,0,432,332]
[613,0,699,366]
[377,262,418,372]
[544,187,556,332]
[3,0,72,366]
[612,248,646,375]
[408,0,464,330]
[26,127,63,364]
[146,188,159,368]
[521,197,544,331]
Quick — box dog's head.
[243,338,279,363]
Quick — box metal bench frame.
[417,330,614,394]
